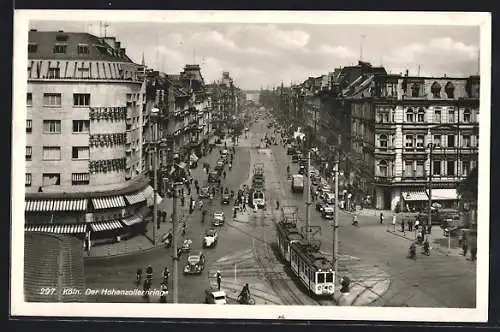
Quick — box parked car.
[322,192,336,205]
[203,229,219,248]
[291,154,300,163]
[212,211,225,226]
[208,171,219,183]
[316,201,327,212]
[183,251,206,275]
[322,206,335,219]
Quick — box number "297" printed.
[39,287,57,295]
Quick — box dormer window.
[445,82,455,98]
[431,81,441,98]
[77,44,89,54]
[28,43,37,53]
[53,44,67,54]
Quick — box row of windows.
[26,120,90,134]
[27,61,136,81]
[377,134,477,149]
[377,108,476,124]
[25,172,90,187]
[28,43,96,56]
[26,146,89,161]
[27,92,90,107]
[377,159,472,177]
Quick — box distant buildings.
[276,61,480,212]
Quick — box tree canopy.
[457,167,478,204]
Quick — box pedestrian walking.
[196,186,200,195]
[392,215,397,232]
[407,219,412,232]
[216,271,222,291]
[401,219,405,234]
[379,212,384,224]
[181,196,185,207]
[463,242,469,256]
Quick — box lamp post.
[150,107,160,246]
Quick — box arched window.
[463,108,471,123]
[431,81,441,98]
[445,82,455,98]
[417,108,425,122]
[406,108,414,122]
[379,134,388,149]
[378,160,388,177]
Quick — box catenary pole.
[333,137,340,283]
[172,180,179,303]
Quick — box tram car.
[275,220,335,296]
[276,220,303,262]
[289,242,335,296]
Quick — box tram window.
[326,272,333,283]
[317,273,325,283]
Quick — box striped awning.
[90,220,124,232]
[122,215,144,226]
[25,223,87,234]
[427,189,458,201]
[124,190,147,205]
[401,191,429,201]
[25,199,88,212]
[91,196,126,210]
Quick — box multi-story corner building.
[207,71,241,137]
[373,73,480,210]
[25,30,152,243]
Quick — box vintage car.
[221,192,231,204]
[208,171,219,183]
[311,175,321,186]
[212,212,225,226]
[183,251,206,275]
[215,160,225,171]
[205,288,227,304]
[322,192,336,205]
[181,239,193,252]
[203,229,219,248]
[316,201,328,213]
[199,186,211,199]
[322,206,335,219]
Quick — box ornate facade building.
[276,61,480,212]
[25,30,152,241]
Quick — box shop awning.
[25,223,87,234]
[124,190,147,205]
[25,199,88,212]
[122,215,144,227]
[190,153,199,162]
[401,191,429,201]
[146,193,163,207]
[90,220,124,232]
[91,196,126,210]
[427,189,458,201]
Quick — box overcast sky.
[30,21,480,90]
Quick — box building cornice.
[25,175,150,201]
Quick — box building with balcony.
[25,30,151,242]
[373,73,480,211]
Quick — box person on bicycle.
[145,265,153,279]
[239,283,250,303]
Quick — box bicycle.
[237,294,256,305]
